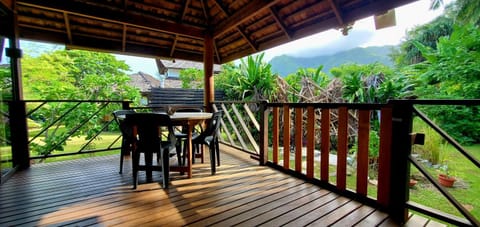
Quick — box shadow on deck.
[0,145,444,226]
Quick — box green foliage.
[412,118,444,165]
[331,63,412,103]
[179,68,204,89]
[412,24,480,144]
[284,65,330,102]
[216,53,277,101]
[392,16,453,66]
[21,49,141,155]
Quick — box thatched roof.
[160,59,222,73]
[128,71,160,93]
[1,0,416,64]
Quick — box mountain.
[269,46,397,76]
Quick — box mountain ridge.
[269,45,397,76]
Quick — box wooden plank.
[258,193,340,226]
[231,103,259,152]
[272,107,279,164]
[356,109,370,196]
[330,205,375,226]
[0,144,418,227]
[282,197,351,227]
[283,104,291,170]
[307,200,363,226]
[377,107,393,207]
[321,108,330,181]
[243,103,260,131]
[295,107,303,173]
[213,104,235,145]
[337,106,348,190]
[221,103,248,150]
[355,210,389,227]
[306,106,315,178]
[194,184,319,226]
[404,214,429,227]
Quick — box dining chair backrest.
[112,109,136,141]
[202,111,223,139]
[125,113,177,153]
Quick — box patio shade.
[1,0,416,64]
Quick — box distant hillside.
[269,46,397,76]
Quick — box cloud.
[290,29,375,58]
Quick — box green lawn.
[409,144,480,221]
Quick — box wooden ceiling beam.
[327,0,344,26]
[17,0,206,39]
[268,7,291,40]
[170,35,178,57]
[180,0,191,21]
[63,12,72,44]
[122,24,127,52]
[213,41,221,63]
[200,0,210,24]
[213,0,281,39]
[236,27,257,52]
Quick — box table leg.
[186,123,193,178]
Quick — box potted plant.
[438,164,455,187]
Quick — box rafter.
[213,0,281,39]
[170,35,178,57]
[327,0,344,26]
[200,0,210,24]
[213,41,221,63]
[213,0,229,15]
[268,7,291,40]
[63,12,72,44]
[122,24,127,52]
[17,0,205,39]
[236,27,257,52]
[180,0,191,22]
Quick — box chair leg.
[119,139,128,174]
[209,143,216,175]
[215,138,220,166]
[200,144,205,163]
[132,149,140,189]
[161,148,170,189]
[176,141,183,166]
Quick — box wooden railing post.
[388,100,413,223]
[9,100,30,170]
[259,100,269,165]
[122,101,131,110]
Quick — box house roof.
[160,59,222,73]
[1,0,416,64]
[128,71,160,92]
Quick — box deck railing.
[253,100,479,226]
[8,100,131,162]
[4,99,479,225]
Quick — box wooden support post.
[7,9,30,170]
[388,101,413,223]
[259,101,269,165]
[203,33,214,112]
[377,107,393,208]
[9,101,29,170]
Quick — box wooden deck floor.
[1,145,442,227]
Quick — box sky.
[116,0,452,76]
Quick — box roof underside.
[2,0,416,64]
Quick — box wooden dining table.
[166,112,212,178]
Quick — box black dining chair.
[191,111,223,175]
[112,109,136,174]
[125,113,177,189]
